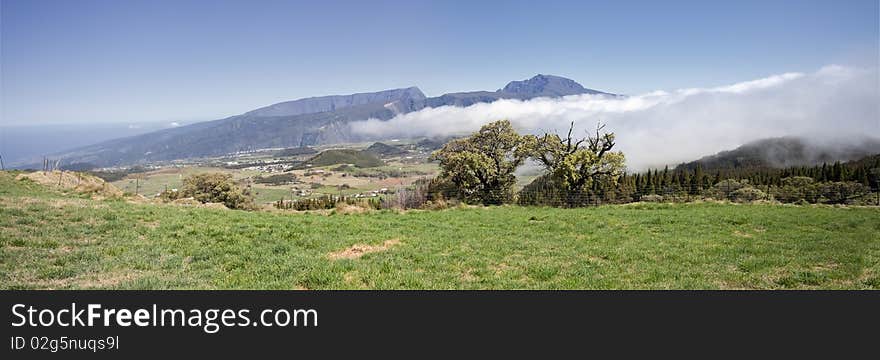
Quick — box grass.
[1,171,878,289]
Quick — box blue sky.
[1,0,877,125]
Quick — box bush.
[422,198,452,210]
[774,177,818,203]
[712,179,747,199]
[640,194,664,203]
[774,177,869,204]
[815,182,870,204]
[180,173,255,210]
[158,189,180,201]
[730,187,766,203]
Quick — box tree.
[430,120,530,205]
[179,173,255,210]
[529,122,626,206]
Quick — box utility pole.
[0,154,4,170]
[135,176,140,196]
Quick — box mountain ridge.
[42,74,614,168]
[676,136,880,171]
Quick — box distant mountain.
[500,74,610,97]
[415,137,451,151]
[677,136,880,171]
[423,74,614,108]
[245,87,426,117]
[45,75,615,168]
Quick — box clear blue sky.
[2,0,877,125]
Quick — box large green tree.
[529,122,626,206]
[430,120,531,205]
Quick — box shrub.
[712,179,747,199]
[158,189,180,201]
[730,187,767,203]
[334,202,370,215]
[774,177,818,203]
[422,198,452,210]
[180,173,255,210]
[640,194,664,203]
[815,181,870,204]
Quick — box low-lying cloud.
[350,65,879,170]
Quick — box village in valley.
[104,139,444,208]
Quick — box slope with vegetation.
[364,142,408,156]
[300,149,384,168]
[678,136,880,170]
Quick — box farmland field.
[2,171,878,290]
[110,160,439,203]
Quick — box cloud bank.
[350,65,879,170]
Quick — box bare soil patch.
[328,238,401,260]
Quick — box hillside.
[245,87,426,117]
[677,136,880,171]
[2,171,877,290]
[45,75,615,168]
[301,149,384,168]
[364,142,408,156]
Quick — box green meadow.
[2,171,878,289]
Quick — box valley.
[104,140,441,206]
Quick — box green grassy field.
[112,167,260,197]
[2,171,878,289]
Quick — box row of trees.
[623,156,880,196]
[429,120,880,207]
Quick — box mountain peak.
[500,74,610,97]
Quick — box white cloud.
[350,65,879,170]
[169,122,181,127]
